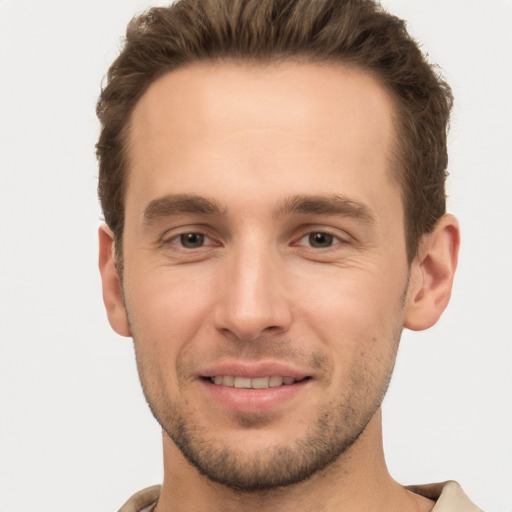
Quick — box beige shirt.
[118,481,483,511]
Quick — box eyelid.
[292,227,353,247]
[170,233,212,247]
[159,226,220,247]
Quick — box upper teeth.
[211,376,298,389]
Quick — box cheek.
[125,270,217,360]
[291,266,405,389]
[295,266,405,337]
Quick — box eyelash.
[163,231,216,249]
[294,230,348,249]
[162,228,349,251]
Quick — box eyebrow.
[143,194,226,223]
[142,193,374,225]
[273,194,375,224]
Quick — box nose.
[213,244,292,341]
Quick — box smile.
[209,376,307,389]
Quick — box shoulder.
[407,481,484,512]
[117,485,161,512]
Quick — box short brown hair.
[96,0,453,265]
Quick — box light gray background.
[1,1,511,510]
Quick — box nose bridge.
[214,235,291,340]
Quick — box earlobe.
[404,214,460,331]
[98,224,132,337]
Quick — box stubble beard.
[132,333,400,493]
[124,266,409,493]
[159,390,382,492]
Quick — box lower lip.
[200,378,311,414]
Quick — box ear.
[98,224,131,337]
[404,214,460,331]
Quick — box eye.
[169,232,210,249]
[307,232,334,248]
[295,230,348,249]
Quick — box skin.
[99,62,459,511]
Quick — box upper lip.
[198,361,310,380]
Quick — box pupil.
[181,233,205,248]
[309,232,333,247]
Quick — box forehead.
[126,61,399,218]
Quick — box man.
[96,0,479,510]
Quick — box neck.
[155,409,433,512]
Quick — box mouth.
[207,375,310,389]
[197,362,313,413]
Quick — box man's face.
[119,62,412,490]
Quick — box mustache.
[178,335,331,375]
